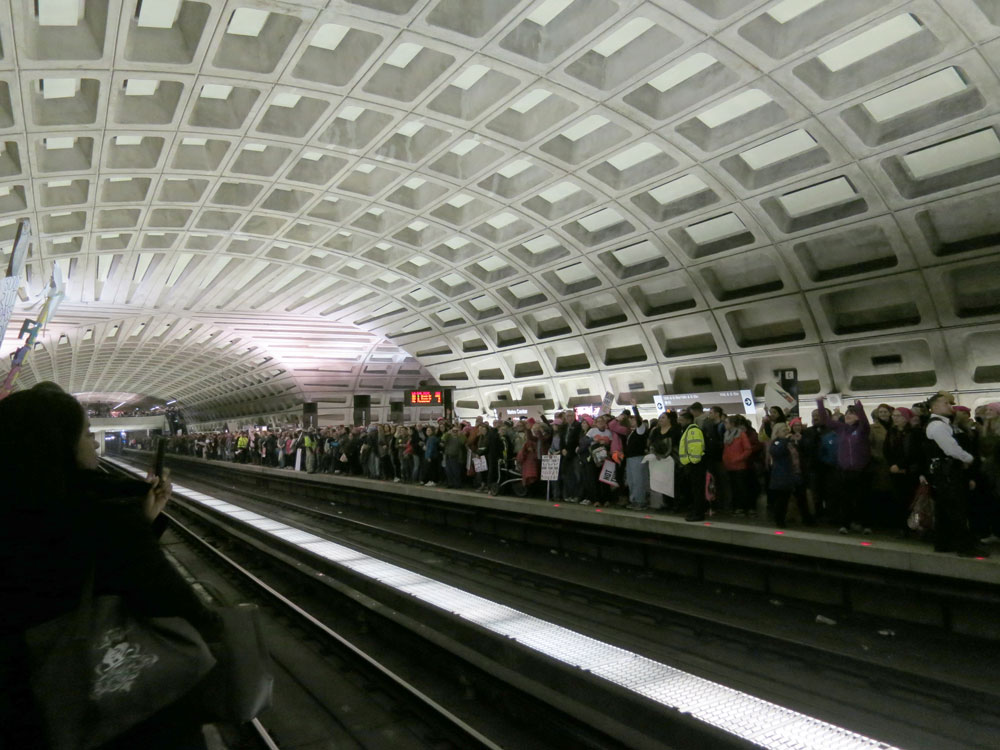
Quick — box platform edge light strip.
[104,459,903,750]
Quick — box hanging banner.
[0,259,64,399]
[541,454,560,481]
[0,219,31,341]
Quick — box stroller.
[490,455,527,497]
[488,430,527,497]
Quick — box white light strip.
[104,457,902,750]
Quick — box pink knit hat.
[953,405,971,414]
[895,407,914,422]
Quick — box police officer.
[924,393,989,557]
[678,410,707,521]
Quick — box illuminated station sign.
[405,390,445,406]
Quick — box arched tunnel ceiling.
[2,0,1000,419]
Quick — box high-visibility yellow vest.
[236,436,249,449]
[304,435,316,449]
[679,424,704,465]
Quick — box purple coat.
[817,399,870,472]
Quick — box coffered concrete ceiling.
[2,0,1000,420]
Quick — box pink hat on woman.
[953,405,971,414]
[895,407,914,422]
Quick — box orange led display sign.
[405,390,444,405]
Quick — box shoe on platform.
[980,534,1000,544]
[393,477,401,483]
[425,481,436,487]
[862,527,872,536]
[580,499,593,506]
[838,527,849,535]
[733,509,745,516]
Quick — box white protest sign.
[600,391,614,415]
[472,455,487,473]
[598,459,619,487]
[643,454,675,497]
[541,454,560,481]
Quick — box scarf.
[724,427,742,445]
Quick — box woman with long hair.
[0,382,221,749]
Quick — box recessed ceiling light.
[647,53,716,93]
[740,130,817,169]
[685,213,747,244]
[606,142,661,171]
[125,79,159,97]
[137,0,181,28]
[270,93,301,108]
[510,89,552,114]
[697,89,773,128]
[592,18,655,57]
[227,8,269,37]
[528,0,574,26]
[41,78,78,99]
[37,0,83,26]
[310,23,350,51]
[818,14,922,73]
[200,84,233,100]
[338,105,365,121]
[862,68,966,122]
[561,115,608,142]
[451,65,490,90]
[767,0,825,24]
[385,43,423,69]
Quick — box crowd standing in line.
[145,393,1000,558]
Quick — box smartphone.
[153,437,166,479]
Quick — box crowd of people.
[149,393,1000,558]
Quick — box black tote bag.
[24,580,217,750]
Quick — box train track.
[109,455,1000,749]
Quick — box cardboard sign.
[764,381,797,415]
[472,455,488,473]
[643,454,675,497]
[541,454,560,481]
[600,391,615,415]
[598,459,619,487]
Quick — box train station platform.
[120,449,1000,640]
[130,450,998,582]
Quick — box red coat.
[722,431,753,471]
[518,435,540,485]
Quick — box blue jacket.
[768,438,799,491]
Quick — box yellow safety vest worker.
[304,435,316,450]
[236,436,249,449]
[678,424,704,465]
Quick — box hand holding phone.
[153,437,166,479]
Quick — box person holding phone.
[0,382,221,749]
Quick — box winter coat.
[768,438,800,491]
[818,399,870,472]
[722,430,753,472]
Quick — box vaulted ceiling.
[2,0,1000,421]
